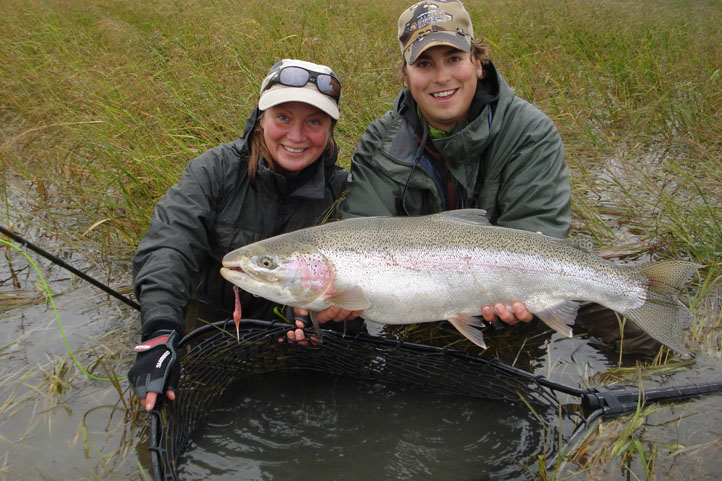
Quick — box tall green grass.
[2,0,719,259]
[2,0,719,352]
[1,1,721,478]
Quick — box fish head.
[220,239,333,307]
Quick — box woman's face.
[403,45,482,131]
[260,102,332,173]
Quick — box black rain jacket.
[133,107,348,338]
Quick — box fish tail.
[624,261,701,354]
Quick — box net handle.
[581,381,722,415]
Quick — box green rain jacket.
[133,107,348,338]
[340,61,571,238]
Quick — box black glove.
[128,330,180,401]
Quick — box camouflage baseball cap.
[398,0,474,64]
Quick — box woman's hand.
[284,307,363,344]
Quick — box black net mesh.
[149,319,587,480]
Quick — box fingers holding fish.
[221,210,699,353]
[314,306,364,323]
[481,301,533,325]
[279,315,320,346]
[280,306,363,345]
[284,322,321,346]
[277,308,317,346]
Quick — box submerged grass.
[1,0,721,480]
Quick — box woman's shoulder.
[180,138,249,197]
[187,138,247,173]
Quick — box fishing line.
[0,224,140,310]
[1,234,127,382]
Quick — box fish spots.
[386,254,400,267]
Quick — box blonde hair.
[247,112,336,182]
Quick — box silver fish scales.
[221,210,699,353]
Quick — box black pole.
[581,380,722,415]
[0,224,140,311]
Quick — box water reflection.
[180,371,562,481]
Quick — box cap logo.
[398,0,473,64]
[401,8,454,49]
[415,10,453,30]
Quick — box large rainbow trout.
[220,210,699,353]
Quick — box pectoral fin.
[448,314,488,350]
[325,286,371,311]
[534,301,579,338]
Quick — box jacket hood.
[235,106,262,157]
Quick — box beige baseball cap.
[398,0,474,64]
[258,59,341,120]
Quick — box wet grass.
[1,0,721,480]
[1,0,719,257]
[0,307,143,479]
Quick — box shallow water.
[0,180,141,480]
[2,176,721,481]
[180,372,562,481]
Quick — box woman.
[128,59,349,411]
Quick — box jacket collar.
[387,61,507,195]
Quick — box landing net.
[148,319,587,480]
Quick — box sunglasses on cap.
[264,66,341,101]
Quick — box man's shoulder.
[355,110,411,163]
[363,110,405,140]
[498,89,556,132]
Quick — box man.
[337,0,571,327]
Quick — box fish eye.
[258,256,276,269]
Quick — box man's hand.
[128,330,180,411]
[481,301,534,325]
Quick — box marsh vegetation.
[1,0,720,479]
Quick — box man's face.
[404,45,482,131]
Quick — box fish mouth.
[220,265,251,283]
[223,264,245,274]
[220,264,279,285]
